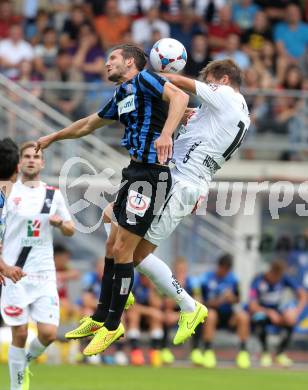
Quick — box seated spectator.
[170,8,204,51]
[199,254,251,369]
[0,1,22,39]
[0,24,34,79]
[214,33,250,70]
[80,258,105,316]
[254,0,300,22]
[72,24,106,82]
[118,0,156,19]
[63,5,90,44]
[55,244,80,322]
[27,9,52,46]
[43,49,84,120]
[131,6,170,46]
[185,33,212,78]
[241,11,273,54]
[208,5,241,53]
[274,3,308,61]
[232,0,260,30]
[126,273,164,366]
[34,27,58,76]
[249,259,306,367]
[94,0,131,50]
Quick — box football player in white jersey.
[66,59,251,367]
[0,138,25,284]
[1,141,75,390]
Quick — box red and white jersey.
[2,180,72,273]
[173,81,250,185]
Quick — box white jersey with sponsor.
[2,180,71,273]
[173,81,250,185]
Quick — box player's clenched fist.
[35,134,55,152]
[2,265,26,284]
[154,133,173,165]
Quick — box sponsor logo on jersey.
[27,219,41,237]
[118,95,135,116]
[126,190,151,217]
[4,306,23,317]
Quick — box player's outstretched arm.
[155,82,189,164]
[161,73,196,95]
[36,113,115,151]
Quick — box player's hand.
[49,214,63,228]
[3,265,26,284]
[154,133,173,165]
[223,289,236,303]
[0,272,5,285]
[35,134,55,152]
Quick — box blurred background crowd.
[0,0,308,160]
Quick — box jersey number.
[223,121,247,161]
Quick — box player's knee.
[282,313,297,327]
[113,240,130,260]
[39,331,57,346]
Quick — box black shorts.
[217,310,234,329]
[113,160,172,237]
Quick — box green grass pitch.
[1,364,307,390]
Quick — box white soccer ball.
[150,38,187,73]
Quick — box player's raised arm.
[162,73,197,94]
[36,113,115,151]
[155,82,189,164]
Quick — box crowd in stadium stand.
[0,0,308,158]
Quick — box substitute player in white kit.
[1,141,75,390]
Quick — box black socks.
[104,262,134,330]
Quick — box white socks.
[8,346,26,390]
[136,253,196,312]
[26,337,46,363]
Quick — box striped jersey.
[98,69,168,164]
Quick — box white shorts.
[0,272,60,327]
[144,173,209,246]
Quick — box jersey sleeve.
[54,190,72,222]
[195,80,230,109]
[97,96,119,120]
[0,192,6,243]
[283,275,301,292]
[138,70,166,99]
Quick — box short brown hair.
[200,59,242,88]
[110,44,147,71]
[20,141,43,158]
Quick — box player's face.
[106,49,128,82]
[20,147,44,179]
